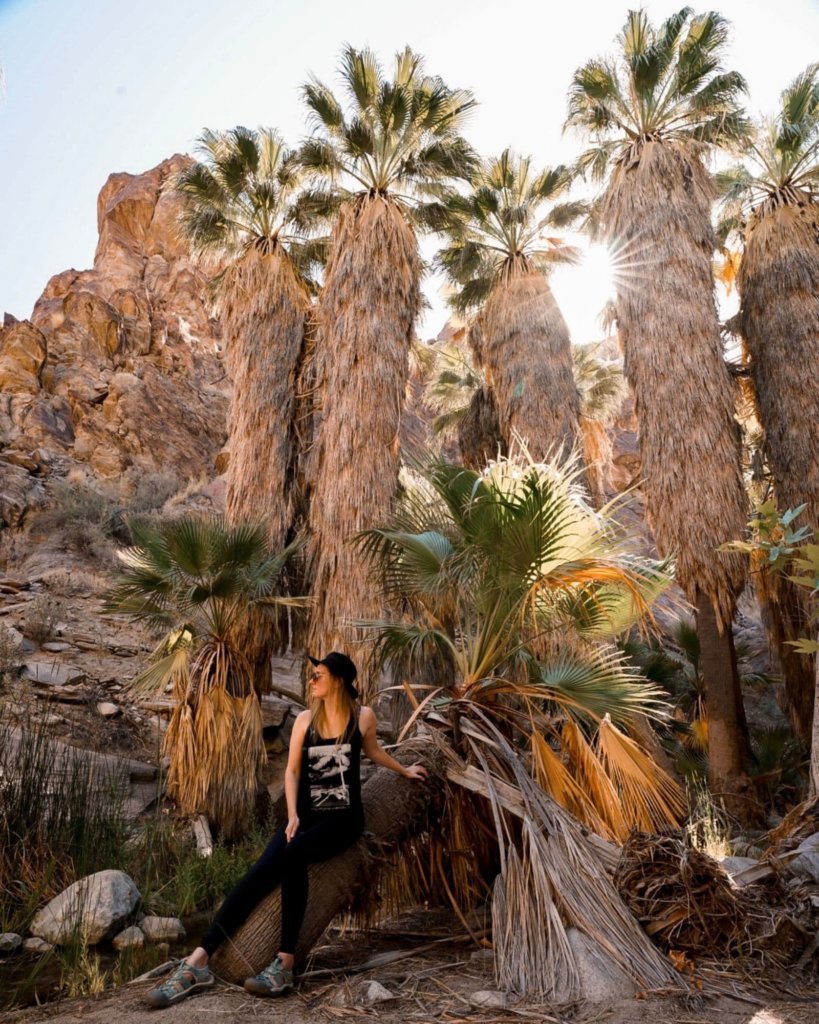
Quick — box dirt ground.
[2,944,816,1024]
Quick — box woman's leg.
[199,826,289,958]
[277,813,363,960]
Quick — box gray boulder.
[553,927,639,1003]
[30,869,140,945]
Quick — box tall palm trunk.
[481,272,581,461]
[739,204,819,743]
[222,247,310,690]
[603,142,750,804]
[308,195,421,696]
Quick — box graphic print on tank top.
[307,740,353,811]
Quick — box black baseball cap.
[308,651,359,699]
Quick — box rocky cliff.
[0,155,229,528]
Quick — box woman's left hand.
[403,763,428,781]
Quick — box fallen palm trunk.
[210,743,436,982]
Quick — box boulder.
[96,701,120,717]
[140,916,185,943]
[112,926,145,951]
[553,927,639,1003]
[0,932,22,953]
[30,869,140,945]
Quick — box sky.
[1,0,818,343]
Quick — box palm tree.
[566,8,752,806]
[438,151,584,463]
[298,46,476,695]
[176,127,321,690]
[355,448,684,993]
[105,516,305,836]
[717,64,819,742]
[211,451,688,1001]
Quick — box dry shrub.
[40,567,102,598]
[24,593,65,644]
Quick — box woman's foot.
[243,955,294,997]
[145,960,215,1009]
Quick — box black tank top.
[297,711,363,821]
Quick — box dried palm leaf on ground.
[614,831,816,973]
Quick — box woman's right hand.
[285,816,300,842]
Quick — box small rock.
[0,932,22,953]
[41,641,72,653]
[140,916,185,943]
[96,701,120,718]
[30,869,140,945]
[470,947,495,961]
[360,980,395,1005]
[43,713,66,727]
[719,856,757,877]
[469,990,507,1009]
[22,936,53,954]
[112,926,145,951]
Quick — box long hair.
[308,679,358,740]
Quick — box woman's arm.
[360,706,427,781]
[284,710,310,841]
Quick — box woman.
[146,651,427,1008]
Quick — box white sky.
[1,0,818,342]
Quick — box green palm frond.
[436,149,586,313]
[566,7,750,178]
[360,447,673,695]
[106,515,303,660]
[298,44,477,220]
[175,126,324,284]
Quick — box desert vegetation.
[2,4,819,1014]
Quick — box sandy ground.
[2,949,816,1024]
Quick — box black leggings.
[200,811,363,958]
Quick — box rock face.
[0,155,229,527]
[29,869,140,945]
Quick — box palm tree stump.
[210,748,436,981]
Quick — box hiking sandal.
[243,955,294,997]
[145,960,215,1008]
